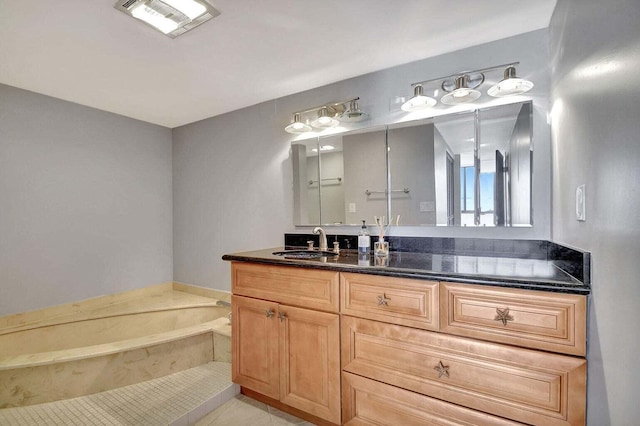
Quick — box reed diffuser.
[373,215,399,257]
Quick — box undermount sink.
[272,250,338,259]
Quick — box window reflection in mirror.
[432,112,476,226]
[479,102,532,226]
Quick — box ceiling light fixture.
[401,85,437,112]
[402,62,534,110]
[114,0,220,38]
[285,97,366,134]
[488,66,534,97]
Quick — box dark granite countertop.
[222,246,590,295]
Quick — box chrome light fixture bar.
[285,97,367,134]
[114,0,220,38]
[401,62,533,110]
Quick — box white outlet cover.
[348,203,356,213]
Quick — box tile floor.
[196,394,313,426]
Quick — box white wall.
[549,1,640,423]
[0,84,173,316]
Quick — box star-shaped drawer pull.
[433,360,450,378]
[494,307,514,326]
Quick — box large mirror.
[292,101,532,227]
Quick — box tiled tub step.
[0,361,238,426]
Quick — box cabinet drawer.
[232,262,339,312]
[343,372,522,426]
[440,283,587,355]
[342,316,586,426]
[340,273,439,330]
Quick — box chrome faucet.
[313,227,328,251]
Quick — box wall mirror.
[292,101,532,227]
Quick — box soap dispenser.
[358,220,370,255]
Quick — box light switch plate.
[576,184,586,221]
[348,203,356,213]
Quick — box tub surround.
[0,283,232,408]
[223,236,590,295]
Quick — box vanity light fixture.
[340,99,370,122]
[401,62,534,110]
[441,74,483,105]
[285,97,366,134]
[311,106,340,129]
[114,0,220,38]
[401,85,437,112]
[284,113,312,134]
[488,65,534,97]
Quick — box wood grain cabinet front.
[232,262,339,313]
[232,294,341,424]
[342,316,586,426]
[342,372,523,426]
[440,282,587,356]
[340,272,439,331]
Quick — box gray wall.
[549,1,640,423]
[172,101,291,291]
[0,84,173,316]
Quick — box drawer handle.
[377,294,391,306]
[433,360,450,378]
[494,307,514,326]
[266,309,275,318]
[278,312,287,322]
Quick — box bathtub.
[0,282,231,408]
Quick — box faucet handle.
[333,241,340,254]
[307,240,314,250]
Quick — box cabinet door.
[232,295,279,399]
[279,304,341,424]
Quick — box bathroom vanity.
[223,238,589,425]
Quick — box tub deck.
[0,283,231,408]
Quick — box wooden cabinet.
[232,262,339,312]
[440,282,587,356]
[340,273,439,331]
[342,315,586,425]
[231,264,341,424]
[230,261,587,425]
[342,372,522,426]
[339,274,586,425]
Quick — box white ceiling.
[0,1,556,128]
